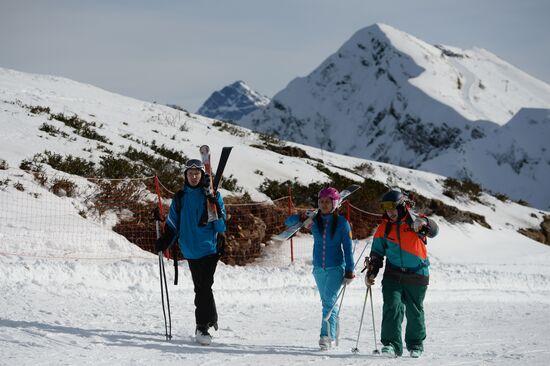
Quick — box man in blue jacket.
[155,158,226,346]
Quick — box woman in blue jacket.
[285,187,355,350]
[155,159,226,346]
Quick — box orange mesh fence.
[346,203,382,239]
[0,173,164,260]
[1,171,382,265]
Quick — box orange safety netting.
[1,174,382,265]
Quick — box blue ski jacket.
[285,213,354,272]
[165,185,226,260]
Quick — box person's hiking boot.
[195,326,212,346]
[318,336,331,351]
[381,344,397,357]
[410,349,423,358]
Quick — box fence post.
[288,185,294,263]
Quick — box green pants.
[380,277,427,356]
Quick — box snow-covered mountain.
[197,80,270,122]
[1,66,550,365]
[238,23,550,210]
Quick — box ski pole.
[154,208,172,341]
[351,286,370,354]
[369,284,380,354]
[323,239,372,345]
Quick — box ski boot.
[318,336,332,351]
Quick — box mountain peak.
[237,24,550,209]
[197,80,270,122]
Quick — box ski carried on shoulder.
[199,145,232,223]
[272,184,361,242]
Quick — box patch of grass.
[494,192,509,202]
[43,151,96,177]
[13,182,25,191]
[0,178,11,190]
[29,105,51,115]
[49,112,111,144]
[515,199,529,206]
[442,177,482,202]
[20,155,45,173]
[51,178,78,197]
[150,140,188,164]
[99,156,142,179]
[221,174,244,193]
[213,120,247,137]
[252,143,319,161]
[122,146,185,193]
[353,162,375,176]
[258,132,282,145]
[38,123,69,138]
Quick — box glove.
[364,255,383,286]
[412,217,428,233]
[155,226,176,253]
[365,273,376,286]
[202,173,211,188]
[343,271,355,285]
[216,233,226,256]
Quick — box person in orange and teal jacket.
[365,188,438,359]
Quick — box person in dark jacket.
[285,187,355,350]
[365,188,438,358]
[155,158,226,346]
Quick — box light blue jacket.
[285,213,354,272]
[165,186,226,260]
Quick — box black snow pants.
[187,254,219,329]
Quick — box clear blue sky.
[1,0,549,111]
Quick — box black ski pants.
[187,254,219,329]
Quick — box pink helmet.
[318,187,340,212]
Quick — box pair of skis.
[272,184,361,242]
[200,145,232,222]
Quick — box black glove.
[216,233,226,256]
[365,254,383,286]
[202,173,211,188]
[155,225,176,253]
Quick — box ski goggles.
[380,201,398,210]
[184,159,204,170]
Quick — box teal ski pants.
[380,277,427,356]
[313,265,344,339]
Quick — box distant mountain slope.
[197,80,270,121]
[237,23,550,209]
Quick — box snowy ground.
[2,226,550,366]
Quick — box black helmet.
[380,189,405,209]
[380,188,408,219]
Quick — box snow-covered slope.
[238,23,550,209]
[197,80,270,121]
[0,65,546,245]
[1,66,550,365]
